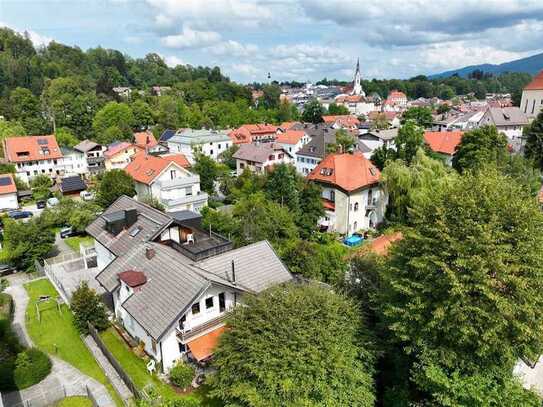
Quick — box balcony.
[163,228,232,261]
[87,156,105,165]
[366,197,378,209]
[158,175,201,190]
[176,312,229,343]
[161,191,209,210]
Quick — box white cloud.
[164,55,186,67]
[0,23,52,47]
[161,25,222,49]
[208,40,258,57]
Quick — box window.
[330,190,335,202]
[151,339,157,354]
[191,303,200,315]
[353,221,358,231]
[178,342,186,353]
[532,100,536,114]
[354,202,359,211]
[268,155,274,161]
[219,292,226,312]
[170,169,176,180]
[218,144,222,149]
[210,150,214,155]
[205,297,214,309]
[185,186,193,196]
[240,162,245,169]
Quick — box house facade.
[295,127,338,176]
[4,135,64,183]
[88,196,292,371]
[478,107,529,151]
[74,140,107,174]
[228,124,280,145]
[232,144,292,176]
[275,130,310,156]
[520,70,543,120]
[60,147,88,177]
[104,142,143,170]
[166,129,232,164]
[0,174,18,210]
[125,153,208,213]
[307,152,387,235]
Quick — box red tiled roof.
[187,326,226,362]
[0,174,17,195]
[104,142,142,159]
[124,152,190,185]
[335,95,364,103]
[118,270,147,288]
[368,111,397,121]
[134,131,158,149]
[387,90,407,99]
[228,124,279,144]
[280,121,300,130]
[4,135,63,163]
[424,131,463,155]
[524,70,543,91]
[322,115,360,126]
[307,152,380,192]
[275,130,305,145]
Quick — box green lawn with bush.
[64,235,94,253]
[24,279,123,406]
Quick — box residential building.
[4,135,64,183]
[520,70,543,119]
[112,87,132,99]
[478,107,529,151]
[431,110,485,132]
[423,131,463,165]
[134,131,158,151]
[322,115,360,131]
[0,174,18,210]
[275,130,310,155]
[228,124,280,145]
[307,152,386,235]
[88,196,292,371]
[367,111,401,128]
[74,140,106,174]
[383,90,408,112]
[166,129,232,164]
[232,144,292,175]
[295,128,338,176]
[60,147,88,177]
[104,142,143,170]
[125,153,208,213]
[59,175,87,197]
[357,128,399,158]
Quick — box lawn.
[100,327,221,406]
[55,396,92,407]
[24,279,124,407]
[64,235,94,253]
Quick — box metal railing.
[1,382,99,407]
[176,312,229,342]
[87,323,142,400]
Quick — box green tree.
[140,194,165,212]
[394,121,425,165]
[130,99,155,129]
[371,113,389,130]
[524,111,543,169]
[327,129,356,153]
[260,84,281,109]
[6,87,48,134]
[211,284,375,407]
[327,103,350,115]
[93,102,134,143]
[71,281,109,335]
[401,107,433,128]
[380,169,543,402]
[452,125,508,173]
[192,153,220,195]
[302,99,324,124]
[264,163,301,212]
[55,127,79,147]
[155,95,186,131]
[30,174,52,201]
[436,104,451,115]
[0,120,26,156]
[370,144,394,171]
[96,169,135,207]
[276,99,299,123]
[297,181,324,238]
[68,202,101,232]
[217,144,239,170]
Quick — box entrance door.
[219,293,226,312]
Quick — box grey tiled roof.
[486,107,529,126]
[86,196,172,258]
[232,144,278,163]
[74,139,100,153]
[196,241,292,294]
[297,129,338,158]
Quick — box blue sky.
[2,0,543,83]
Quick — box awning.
[187,326,226,362]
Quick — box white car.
[80,191,95,201]
[46,197,59,207]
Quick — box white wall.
[521,89,543,119]
[167,139,233,163]
[95,240,116,271]
[0,193,18,210]
[296,154,321,176]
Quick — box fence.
[88,322,141,399]
[0,382,99,407]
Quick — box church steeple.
[351,58,365,97]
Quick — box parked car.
[0,264,16,276]
[36,200,46,209]
[8,210,33,220]
[60,226,83,239]
[47,197,59,208]
[80,191,95,201]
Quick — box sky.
[2,0,543,83]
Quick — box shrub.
[13,348,51,389]
[71,282,109,334]
[169,361,194,389]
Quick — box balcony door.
[219,292,226,313]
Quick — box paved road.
[1,276,115,407]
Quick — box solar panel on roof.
[0,177,12,186]
[37,139,49,145]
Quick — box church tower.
[351,58,365,97]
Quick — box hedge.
[13,348,52,389]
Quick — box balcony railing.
[161,191,209,208]
[176,312,230,343]
[87,156,105,165]
[159,175,201,190]
[366,198,378,209]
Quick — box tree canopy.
[96,169,135,207]
[452,125,508,173]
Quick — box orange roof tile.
[280,121,300,130]
[124,152,190,185]
[275,130,305,145]
[187,326,226,361]
[524,71,543,91]
[134,131,158,149]
[4,135,63,163]
[307,152,380,192]
[322,115,360,126]
[0,174,17,195]
[228,124,279,144]
[104,142,141,158]
[424,131,463,155]
[387,90,407,99]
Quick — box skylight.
[129,226,142,237]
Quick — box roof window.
[320,168,334,176]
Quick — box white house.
[125,153,208,213]
[275,130,310,156]
[520,70,543,120]
[4,135,64,183]
[232,143,292,176]
[88,196,292,371]
[60,147,88,177]
[478,107,529,151]
[0,174,18,210]
[166,129,232,164]
[307,152,387,235]
[74,140,107,174]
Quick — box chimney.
[124,208,138,228]
[145,246,155,260]
[231,260,236,285]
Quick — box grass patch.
[24,279,124,407]
[100,327,221,405]
[55,396,93,407]
[64,235,94,253]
